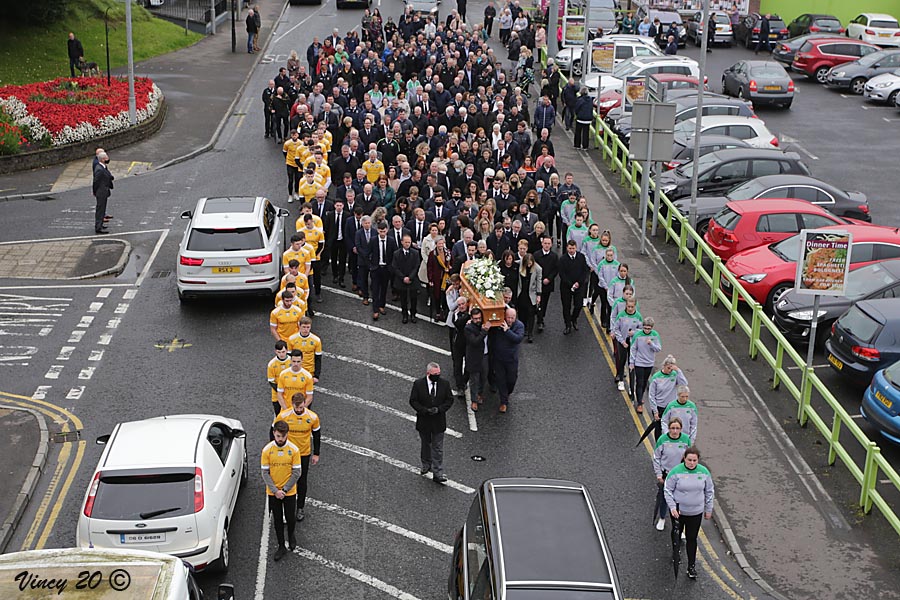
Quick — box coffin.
[459,261,507,325]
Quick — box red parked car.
[705,199,860,260]
[791,37,880,83]
[723,224,900,311]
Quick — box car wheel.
[697,219,710,237]
[815,321,833,350]
[573,61,581,77]
[814,67,830,84]
[721,77,728,95]
[738,86,745,100]
[767,284,792,313]
[212,529,230,573]
[888,90,900,106]
[850,77,866,95]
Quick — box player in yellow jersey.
[300,212,325,303]
[276,281,307,315]
[297,168,322,204]
[362,149,385,183]
[282,130,303,204]
[282,233,311,275]
[266,340,291,415]
[276,351,315,410]
[280,261,310,299]
[311,151,331,189]
[295,201,324,234]
[261,420,301,560]
[269,292,304,342]
[274,392,321,521]
[287,316,322,382]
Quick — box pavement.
[0,406,48,553]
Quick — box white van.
[0,548,234,599]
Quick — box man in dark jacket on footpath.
[561,77,578,131]
[755,14,771,54]
[488,308,525,413]
[409,362,454,483]
[573,87,594,149]
[67,32,84,77]
[246,9,259,54]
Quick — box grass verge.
[0,0,203,86]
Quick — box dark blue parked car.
[826,299,900,385]
[862,361,900,445]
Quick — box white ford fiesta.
[76,415,248,573]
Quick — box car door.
[799,213,841,230]
[848,15,865,39]
[850,243,876,268]
[874,53,900,76]
[208,422,242,517]
[700,159,749,194]
[756,212,801,244]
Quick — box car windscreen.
[845,263,900,299]
[726,178,767,200]
[837,305,881,344]
[770,234,802,262]
[883,358,900,389]
[750,64,787,77]
[871,19,900,29]
[92,471,195,520]
[653,12,682,25]
[613,61,641,77]
[507,590,617,600]
[770,19,786,30]
[858,52,889,66]
[675,151,720,178]
[187,227,264,251]
[814,18,842,29]
[712,207,742,230]
[714,14,730,24]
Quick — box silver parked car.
[864,68,900,104]
[722,60,794,108]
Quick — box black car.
[721,60,794,107]
[658,148,810,200]
[775,260,900,348]
[825,49,900,94]
[771,33,839,65]
[667,133,750,170]
[787,13,845,37]
[826,299,900,385]
[670,173,870,222]
[734,13,789,49]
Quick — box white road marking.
[780,135,819,160]
[107,318,120,329]
[292,547,423,600]
[0,228,169,246]
[98,334,113,346]
[68,331,86,343]
[464,388,478,432]
[56,347,75,361]
[39,327,52,336]
[0,312,64,317]
[851,414,864,420]
[0,293,73,303]
[77,316,94,328]
[96,288,112,298]
[316,386,463,439]
[272,0,332,45]
[45,365,64,379]
[87,302,103,313]
[253,503,271,600]
[861,105,869,110]
[321,285,441,325]
[123,289,138,300]
[0,345,38,365]
[305,498,453,554]
[78,367,95,380]
[322,352,416,381]
[32,385,51,400]
[322,436,475,494]
[88,350,104,361]
[66,387,85,400]
[315,312,450,356]
[0,318,57,325]
[114,303,129,314]
[0,284,135,290]
[135,229,170,288]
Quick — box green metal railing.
[589,112,900,535]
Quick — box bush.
[8,0,69,25]
[0,109,25,155]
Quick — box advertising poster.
[562,15,586,48]
[623,76,647,108]
[794,230,853,296]
[591,41,615,73]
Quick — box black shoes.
[572,322,579,331]
[409,316,418,323]
[563,326,572,335]
[288,536,297,551]
[687,565,697,579]
[420,466,431,475]
[274,546,287,561]
[433,474,447,483]
[95,230,109,235]
[402,315,409,324]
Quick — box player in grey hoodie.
[648,356,689,439]
[665,447,715,580]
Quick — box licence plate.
[879,32,891,37]
[769,34,778,38]
[121,532,165,544]
[212,266,240,274]
[828,354,843,370]
[764,85,781,91]
[876,390,893,409]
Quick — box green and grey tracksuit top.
[647,369,689,413]
[662,398,699,444]
[653,432,692,478]
[629,329,661,368]
[580,236,605,272]
[613,309,643,345]
[609,297,640,331]
[559,198,577,226]
[567,223,589,249]
[664,463,715,516]
[607,275,634,307]
[597,258,620,291]
[598,242,618,262]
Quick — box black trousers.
[633,365,653,406]
[673,512,703,568]
[574,121,591,149]
[614,339,630,382]
[297,453,312,511]
[398,285,418,317]
[517,296,536,336]
[654,474,668,519]
[598,286,612,328]
[268,494,297,549]
[309,260,322,295]
[330,242,348,280]
[538,284,553,322]
[349,251,360,290]
[275,114,289,139]
[451,347,466,391]
[286,164,300,196]
[484,16,493,36]
[94,193,109,233]
[371,266,389,311]
[492,358,518,406]
[69,58,78,77]
[264,108,274,136]
[589,272,602,307]
[559,286,584,327]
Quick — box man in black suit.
[464,308,490,411]
[345,207,364,294]
[324,199,348,286]
[390,215,410,251]
[534,236,559,332]
[368,221,396,320]
[391,234,421,323]
[557,240,589,334]
[355,213,374,302]
[330,145,361,182]
[426,192,456,224]
[449,296,470,395]
[92,152,114,235]
[336,172,363,204]
[313,190,333,221]
[409,362,454,483]
[486,223,512,257]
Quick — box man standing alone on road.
[410,362,454,483]
[558,239,589,333]
[246,9,258,54]
[261,420,301,561]
[755,14,771,55]
[67,32,84,78]
[92,152,114,235]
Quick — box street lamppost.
[104,7,112,86]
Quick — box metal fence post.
[750,304,762,359]
[828,413,842,466]
[693,243,703,282]
[773,343,783,389]
[798,366,814,426]
[630,161,638,197]
[860,442,880,513]
[677,224,687,263]
[709,257,722,306]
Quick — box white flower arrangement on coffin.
[463,257,505,300]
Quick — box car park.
[734,13,789,49]
[448,477,624,600]
[771,33,835,65]
[825,49,900,94]
[567,0,618,37]
[659,148,809,201]
[673,115,779,149]
[703,199,855,256]
[826,299,900,385]
[176,196,288,301]
[673,173,870,222]
[721,60,794,107]
[774,260,900,348]
[864,69,900,104]
[847,13,900,47]
[581,55,700,95]
[554,35,661,76]
[403,0,438,17]
[792,38,880,83]
[635,6,688,46]
[861,359,900,445]
[336,0,370,7]
[613,93,754,145]
[686,11,733,46]
[666,133,750,171]
[787,13,845,37]
[77,415,248,573]
[724,224,900,310]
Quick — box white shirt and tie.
[335,212,343,241]
[435,205,443,220]
[379,237,387,265]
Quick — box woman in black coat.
[499,249,519,298]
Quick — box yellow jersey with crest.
[261,440,301,495]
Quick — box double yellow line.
[0,390,86,551]
[584,311,752,599]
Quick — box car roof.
[860,13,898,20]
[674,94,745,108]
[677,133,750,147]
[650,73,700,82]
[741,174,836,189]
[855,298,900,321]
[744,60,788,69]
[192,196,264,228]
[805,14,840,19]
[809,37,877,46]
[726,198,836,214]
[819,223,900,241]
[101,415,218,469]
[690,114,765,126]
[708,147,799,160]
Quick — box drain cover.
[54,430,82,443]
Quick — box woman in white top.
[491,123,503,150]
[418,222,440,286]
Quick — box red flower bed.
[0,77,154,136]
